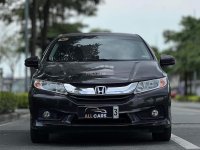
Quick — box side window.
[48,44,59,61]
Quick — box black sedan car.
[25,33,175,143]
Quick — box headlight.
[33,79,67,94]
[134,77,167,94]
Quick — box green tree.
[38,0,103,52]
[0,35,22,91]
[89,28,111,33]
[47,22,87,38]
[0,0,103,54]
[163,16,200,95]
[151,46,160,60]
[0,0,103,76]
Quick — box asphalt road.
[0,101,200,150]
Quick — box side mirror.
[25,56,39,68]
[160,55,175,67]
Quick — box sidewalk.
[172,101,200,110]
[0,109,29,124]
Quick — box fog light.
[43,111,50,118]
[151,109,159,117]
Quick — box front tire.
[152,127,171,141]
[31,129,49,143]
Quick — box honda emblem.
[95,86,107,95]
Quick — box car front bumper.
[29,86,171,132]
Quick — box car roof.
[58,32,141,39]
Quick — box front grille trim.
[69,94,131,101]
[64,82,138,96]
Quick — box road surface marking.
[0,114,29,127]
[0,122,12,127]
[171,134,200,149]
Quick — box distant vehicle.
[171,90,177,98]
[25,33,175,143]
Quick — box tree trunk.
[184,71,188,96]
[9,63,15,92]
[30,0,38,77]
[41,0,50,54]
[189,72,192,95]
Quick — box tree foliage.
[0,0,103,54]
[151,46,160,60]
[162,16,200,95]
[0,35,22,85]
[47,22,87,38]
[0,0,104,77]
[89,28,111,33]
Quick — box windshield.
[48,36,153,62]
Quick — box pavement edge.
[0,109,29,124]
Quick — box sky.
[1,0,200,78]
[81,0,200,49]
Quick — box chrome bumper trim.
[64,83,138,96]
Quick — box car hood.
[35,61,165,84]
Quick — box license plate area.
[78,106,119,119]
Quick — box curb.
[172,101,200,110]
[0,109,29,124]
